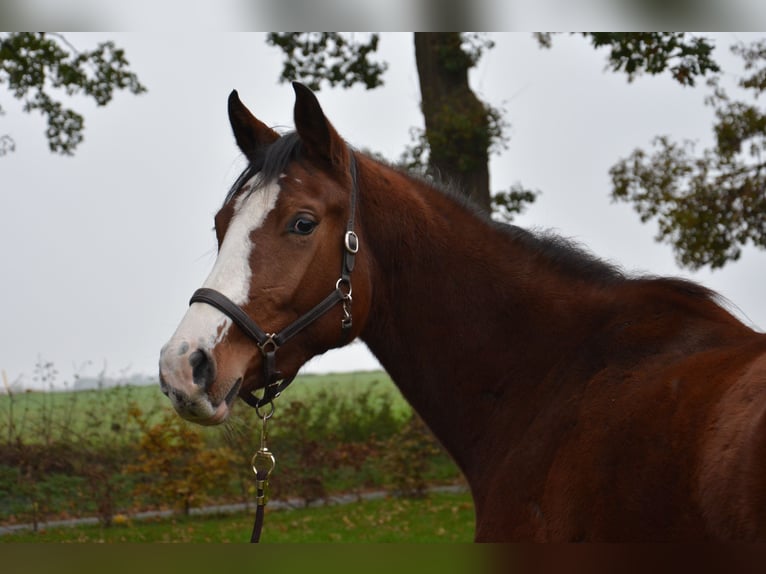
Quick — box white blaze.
[204,178,280,303]
[171,178,281,347]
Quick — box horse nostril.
[189,348,215,392]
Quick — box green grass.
[1,491,475,543]
[0,369,465,531]
[0,370,407,446]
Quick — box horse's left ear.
[292,82,347,168]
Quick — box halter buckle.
[344,231,359,254]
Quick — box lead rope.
[242,150,359,542]
[250,401,275,542]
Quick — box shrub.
[126,407,236,515]
[381,412,444,498]
[0,368,465,528]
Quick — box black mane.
[224,131,303,205]
[383,156,719,299]
[503,224,627,284]
[383,156,627,286]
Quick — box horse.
[159,82,766,542]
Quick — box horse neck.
[357,161,608,484]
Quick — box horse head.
[159,83,370,424]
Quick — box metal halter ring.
[336,277,353,299]
[255,399,275,420]
[258,334,279,355]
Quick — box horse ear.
[228,90,279,160]
[292,82,346,167]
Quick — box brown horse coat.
[161,84,766,541]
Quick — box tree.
[267,32,533,220]
[536,33,720,87]
[0,32,146,156]
[413,33,501,212]
[609,39,766,269]
[267,33,722,227]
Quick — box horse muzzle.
[158,339,241,425]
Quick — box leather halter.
[189,152,360,409]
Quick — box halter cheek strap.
[189,151,360,409]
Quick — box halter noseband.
[189,151,360,409]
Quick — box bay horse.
[159,82,766,542]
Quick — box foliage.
[536,32,720,87]
[0,367,463,530]
[266,33,387,91]
[398,126,430,174]
[491,184,540,224]
[419,87,506,175]
[1,444,82,530]
[0,32,146,155]
[458,33,496,69]
[398,124,538,223]
[267,32,732,231]
[126,407,235,516]
[69,382,149,526]
[381,412,443,498]
[222,382,410,504]
[267,32,521,218]
[610,39,766,269]
[0,370,406,447]
[0,363,153,527]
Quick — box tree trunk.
[414,33,491,213]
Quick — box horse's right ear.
[228,90,279,160]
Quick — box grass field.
[1,369,466,531]
[1,490,475,543]
[0,370,409,445]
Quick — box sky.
[2,32,765,390]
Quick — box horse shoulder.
[696,343,766,540]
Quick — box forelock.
[224,132,303,205]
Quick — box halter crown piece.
[189,150,360,409]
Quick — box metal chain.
[250,401,276,542]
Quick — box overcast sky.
[2,32,765,389]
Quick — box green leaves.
[610,38,766,270]
[733,39,766,96]
[538,33,720,87]
[564,33,766,269]
[491,184,539,224]
[587,33,719,87]
[266,33,387,91]
[127,409,233,515]
[267,32,528,218]
[0,33,146,155]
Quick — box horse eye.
[291,217,317,235]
